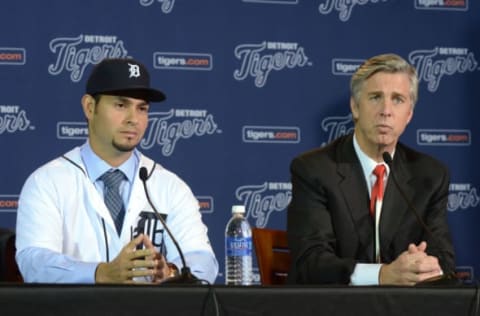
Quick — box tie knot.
[373,164,386,178]
[99,170,125,189]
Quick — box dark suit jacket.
[287,133,455,284]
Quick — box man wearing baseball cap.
[15,58,219,284]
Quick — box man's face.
[83,94,150,161]
[350,71,414,154]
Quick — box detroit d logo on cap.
[128,63,141,78]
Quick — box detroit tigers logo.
[132,211,166,255]
[128,63,141,78]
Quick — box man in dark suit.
[287,53,455,285]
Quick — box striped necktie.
[100,170,126,235]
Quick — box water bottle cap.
[231,205,245,214]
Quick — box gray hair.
[350,53,418,107]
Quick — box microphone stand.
[160,267,200,285]
[382,152,461,287]
[139,167,201,285]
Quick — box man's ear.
[406,105,414,125]
[350,97,359,121]
[81,94,95,120]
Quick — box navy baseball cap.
[86,58,166,102]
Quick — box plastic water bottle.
[225,205,252,285]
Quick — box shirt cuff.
[76,261,99,283]
[350,263,382,285]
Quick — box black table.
[0,283,478,316]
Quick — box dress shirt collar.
[80,141,139,184]
[353,133,391,194]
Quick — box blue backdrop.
[0,0,478,284]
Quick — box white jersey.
[15,147,218,283]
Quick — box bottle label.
[226,237,252,256]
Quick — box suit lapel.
[337,135,375,261]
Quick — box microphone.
[139,167,200,284]
[382,152,460,286]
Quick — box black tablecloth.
[0,283,477,316]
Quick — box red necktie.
[370,164,386,217]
